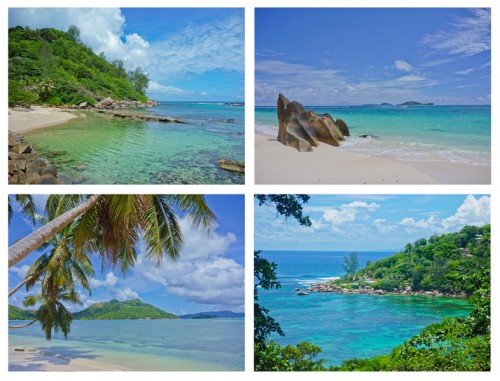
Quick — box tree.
[128,67,149,94]
[9,195,215,270]
[67,25,81,44]
[342,252,359,279]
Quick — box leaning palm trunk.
[8,195,102,268]
[9,319,38,329]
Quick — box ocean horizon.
[24,101,245,184]
[257,250,472,366]
[255,104,490,167]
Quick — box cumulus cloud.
[89,272,138,301]
[125,217,244,311]
[8,8,244,99]
[395,59,413,72]
[322,201,380,226]
[9,264,31,280]
[421,8,490,57]
[442,195,490,230]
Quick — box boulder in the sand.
[79,101,88,108]
[277,94,349,152]
[335,118,350,137]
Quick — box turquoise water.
[26,102,244,184]
[255,105,490,165]
[9,319,244,371]
[257,250,473,366]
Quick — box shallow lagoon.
[26,102,244,184]
[9,319,244,371]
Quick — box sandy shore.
[9,345,132,371]
[8,106,80,134]
[255,134,491,184]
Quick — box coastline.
[255,133,491,184]
[9,345,133,371]
[8,106,81,134]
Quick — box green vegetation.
[73,299,178,320]
[8,25,149,107]
[254,194,490,371]
[337,225,490,295]
[9,305,36,320]
[331,268,490,371]
[8,195,215,339]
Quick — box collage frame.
[2,0,497,379]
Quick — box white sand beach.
[9,345,132,371]
[255,133,491,184]
[8,106,80,134]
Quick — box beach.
[9,106,81,134]
[9,319,245,371]
[9,345,132,371]
[255,133,491,184]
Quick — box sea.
[257,250,473,366]
[25,101,244,184]
[9,318,244,371]
[255,105,490,166]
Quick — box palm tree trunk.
[8,275,34,297]
[9,319,38,328]
[8,195,102,268]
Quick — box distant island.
[179,311,244,319]
[9,299,243,321]
[361,101,435,107]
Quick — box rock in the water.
[277,94,348,152]
[79,101,88,108]
[217,159,245,174]
[335,118,350,136]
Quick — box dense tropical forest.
[338,224,490,295]
[8,26,149,106]
[254,195,490,371]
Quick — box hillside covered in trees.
[8,26,149,107]
[347,224,490,295]
[256,224,491,371]
[73,299,178,320]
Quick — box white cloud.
[9,264,31,279]
[126,217,244,311]
[322,201,380,226]
[421,8,490,57]
[455,68,475,75]
[395,59,413,72]
[89,272,118,288]
[442,195,490,230]
[8,8,244,99]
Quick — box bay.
[257,250,472,366]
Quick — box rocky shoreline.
[306,281,469,298]
[8,133,76,184]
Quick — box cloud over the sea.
[8,8,244,100]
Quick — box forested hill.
[356,224,490,294]
[9,26,149,107]
[73,299,178,320]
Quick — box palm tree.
[8,194,216,270]
[8,194,36,225]
[23,288,81,340]
[9,216,93,340]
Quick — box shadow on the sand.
[9,346,100,371]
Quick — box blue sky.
[8,8,244,101]
[255,8,491,105]
[255,195,490,252]
[8,195,245,315]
